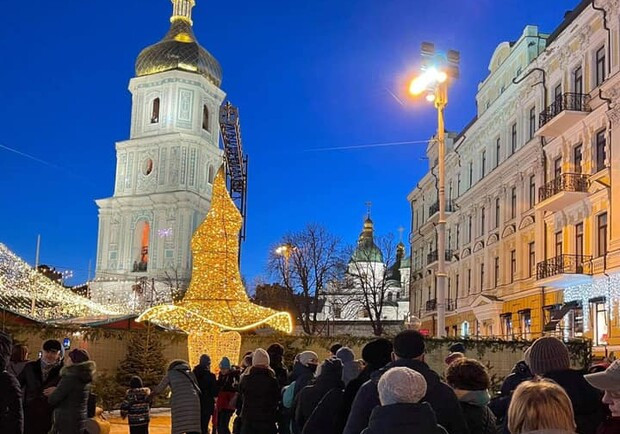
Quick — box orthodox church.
[89,0,224,310]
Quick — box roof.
[545,0,592,48]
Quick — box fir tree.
[116,327,167,389]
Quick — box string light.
[0,244,118,320]
[138,166,293,365]
[563,274,620,333]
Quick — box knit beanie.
[252,348,270,367]
[318,357,343,381]
[68,348,90,364]
[299,351,319,367]
[378,366,427,405]
[220,357,231,370]
[528,337,570,375]
[336,347,355,363]
[130,376,143,388]
[361,338,393,369]
[330,343,343,355]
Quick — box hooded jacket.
[289,361,317,398]
[361,402,448,434]
[336,347,362,387]
[193,358,218,409]
[120,387,151,426]
[343,358,468,434]
[48,360,96,434]
[0,333,22,434]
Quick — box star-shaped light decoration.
[137,166,292,366]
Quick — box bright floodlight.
[409,67,447,96]
[425,93,436,102]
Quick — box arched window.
[208,165,215,184]
[133,221,150,272]
[202,105,209,131]
[151,98,160,124]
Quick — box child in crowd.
[120,376,151,434]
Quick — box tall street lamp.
[409,42,460,337]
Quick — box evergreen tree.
[116,327,167,389]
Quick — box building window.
[469,162,473,187]
[457,174,461,197]
[501,313,513,338]
[596,130,606,172]
[133,220,150,272]
[554,157,562,179]
[467,268,471,295]
[519,309,532,339]
[510,250,516,283]
[208,165,215,184]
[565,304,584,339]
[576,222,584,257]
[461,321,470,338]
[467,216,472,243]
[528,242,535,278]
[529,106,536,139]
[529,174,536,208]
[480,262,485,292]
[573,66,583,94]
[456,224,460,249]
[151,97,160,123]
[495,197,500,228]
[481,150,486,177]
[554,83,562,103]
[202,105,210,131]
[494,257,500,287]
[598,213,608,257]
[495,138,501,167]
[511,123,517,154]
[511,187,517,219]
[591,297,608,346]
[574,144,583,174]
[481,207,486,236]
[595,46,606,87]
[555,231,563,257]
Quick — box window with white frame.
[590,297,608,346]
[595,46,606,87]
[519,309,531,339]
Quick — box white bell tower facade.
[90,0,225,309]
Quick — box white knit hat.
[252,348,270,367]
[378,366,427,405]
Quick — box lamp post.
[275,243,295,288]
[409,43,459,337]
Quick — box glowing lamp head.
[436,71,448,83]
[425,93,436,102]
[409,75,428,96]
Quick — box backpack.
[282,380,296,409]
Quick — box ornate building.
[90,0,225,309]
[409,0,620,352]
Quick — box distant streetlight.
[408,42,460,338]
[275,243,296,287]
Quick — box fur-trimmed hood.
[60,360,96,383]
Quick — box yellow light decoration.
[137,166,293,366]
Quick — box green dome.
[350,217,384,263]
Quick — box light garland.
[138,166,292,366]
[563,273,620,334]
[0,244,119,321]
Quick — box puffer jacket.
[48,361,96,434]
[120,387,151,426]
[361,402,448,434]
[239,366,280,424]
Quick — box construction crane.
[219,101,248,242]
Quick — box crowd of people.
[2,329,620,434]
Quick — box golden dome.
[135,0,222,87]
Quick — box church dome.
[135,0,222,87]
[350,217,384,263]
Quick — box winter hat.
[68,348,90,364]
[361,338,393,369]
[199,354,211,368]
[130,376,143,388]
[43,339,63,353]
[523,346,532,367]
[449,342,466,353]
[299,351,319,367]
[585,360,620,392]
[252,348,270,367]
[378,366,427,405]
[267,343,284,357]
[318,357,343,381]
[528,337,570,375]
[0,331,12,370]
[445,352,465,366]
[393,330,425,359]
[220,357,231,370]
[330,343,343,355]
[336,347,355,363]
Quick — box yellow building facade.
[408,0,620,353]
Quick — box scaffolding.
[219,101,248,241]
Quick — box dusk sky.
[0,0,574,287]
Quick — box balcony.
[427,249,454,268]
[536,254,593,288]
[536,93,590,137]
[536,173,589,212]
[446,299,457,311]
[429,200,456,217]
[425,299,437,312]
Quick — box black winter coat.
[48,361,96,434]
[193,365,218,412]
[343,359,468,434]
[239,366,280,424]
[340,367,373,424]
[295,371,344,434]
[361,402,448,434]
[18,360,62,434]
[288,362,316,398]
[0,370,23,434]
[301,388,345,434]
[460,401,498,434]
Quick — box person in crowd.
[519,336,605,434]
[449,343,466,355]
[267,343,288,389]
[362,366,447,434]
[585,359,620,434]
[489,347,533,424]
[329,343,343,357]
[444,352,464,367]
[238,348,280,434]
[45,349,96,434]
[507,379,577,434]
[343,330,467,434]
[340,338,392,427]
[284,351,319,434]
[295,358,344,434]
[151,360,202,434]
[215,357,240,434]
[336,347,362,387]
[0,331,23,434]
[9,344,29,378]
[193,354,218,434]
[445,358,497,434]
[233,352,254,434]
[120,376,151,434]
[19,339,64,434]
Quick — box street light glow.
[408,67,447,96]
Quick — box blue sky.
[0,0,575,287]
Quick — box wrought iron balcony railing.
[539,92,590,128]
[538,173,589,202]
[536,254,593,280]
[429,200,456,216]
[446,299,457,311]
[427,249,454,265]
[425,299,437,312]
